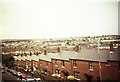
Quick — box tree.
[2,54,15,68]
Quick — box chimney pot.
[74,45,79,52]
[109,42,113,52]
[44,50,47,55]
[57,47,60,53]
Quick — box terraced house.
[13,43,120,81]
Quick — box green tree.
[2,54,15,68]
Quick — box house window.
[39,61,42,65]
[55,60,58,66]
[74,71,80,79]
[73,60,77,67]
[89,62,93,70]
[36,62,37,66]
[55,69,60,74]
[61,60,65,67]
[46,61,48,66]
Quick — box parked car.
[7,68,10,72]
[9,69,14,73]
[22,78,35,82]
[16,72,22,77]
[22,77,41,82]
[34,78,41,82]
[12,70,18,75]
[20,74,27,79]
[1,67,5,73]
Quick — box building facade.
[14,46,120,81]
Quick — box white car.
[22,77,41,82]
[16,72,22,77]
[22,78,35,82]
[34,78,41,82]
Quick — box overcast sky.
[0,0,119,39]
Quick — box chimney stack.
[109,42,113,53]
[44,50,47,55]
[21,53,23,57]
[74,45,79,52]
[36,51,39,56]
[24,52,27,56]
[56,47,60,53]
[30,52,32,56]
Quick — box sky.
[0,0,119,39]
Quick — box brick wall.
[70,60,89,80]
[52,59,70,79]
[108,61,120,80]
[39,59,52,74]
[15,56,120,81]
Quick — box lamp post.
[98,38,102,82]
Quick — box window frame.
[89,62,93,70]
[74,71,80,79]
[73,60,77,67]
[39,60,42,65]
[46,61,48,66]
[55,69,60,74]
[55,60,58,66]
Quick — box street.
[2,71,21,82]
[2,70,55,82]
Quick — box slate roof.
[69,49,109,62]
[51,51,74,61]
[109,48,120,61]
[14,55,22,61]
[21,55,27,61]
[14,48,120,62]
[37,53,51,62]
[26,55,32,61]
[30,54,39,61]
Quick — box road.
[2,71,21,82]
[2,70,59,82]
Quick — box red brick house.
[13,46,120,81]
[39,59,52,75]
[51,58,70,79]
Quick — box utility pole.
[98,38,102,82]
